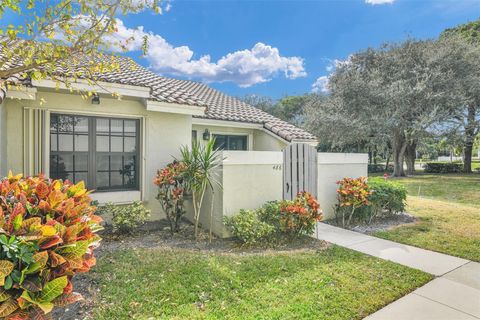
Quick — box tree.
[440,21,480,173]
[306,40,455,176]
[0,0,163,102]
[242,94,309,126]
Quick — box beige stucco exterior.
[2,89,192,219]
[0,87,296,222]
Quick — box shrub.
[277,192,323,236]
[336,177,371,226]
[424,162,462,173]
[224,210,275,245]
[368,164,394,173]
[225,192,323,244]
[154,161,187,234]
[0,172,102,319]
[101,201,150,234]
[335,176,407,226]
[367,177,406,222]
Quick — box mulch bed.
[324,212,417,234]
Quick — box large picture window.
[50,114,139,191]
[213,134,248,151]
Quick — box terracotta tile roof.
[0,39,317,142]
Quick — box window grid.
[50,114,139,192]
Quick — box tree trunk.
[392,129,407,177]
[463,104,476,173]
[405,140,417,175]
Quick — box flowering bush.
[154,161,187,234]
[278,192,323,236]
[336,177,372,226]
[0,172,102,319]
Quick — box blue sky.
[7,0,480,99]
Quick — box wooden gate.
[283,143,318,200]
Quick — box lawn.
[89,245,431,320]
[374,174,480,262]
[392,174,480,207]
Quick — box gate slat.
[283,143,318,200]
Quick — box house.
[0,51,318,220]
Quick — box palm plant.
[180,138,222,240]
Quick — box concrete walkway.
[314,223,480,320]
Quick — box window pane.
[50,134,58,152]
[74,172,88,186]
[96,136,109,152]
[50,155,58,175]
[124,137,136,152]
[123,155,136,171]
[57,154,74,172]
[110,155,123,171]
[96,172,109,189]
[124,171,136,187]
[74,154,88,171]
[74,117,88,134]
[124,120,136,136]
[96,118,109,134]
[213,135,226,150]
[228,136,247,151]
[58,134,73,151]
[75,134,88,152]
[111,136,123,152]
[50,114,59,132]
[96,154,109,171]
[57,116,74,133]
[110,172,123,188]
[110,119,123,135]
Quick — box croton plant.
[0,172,102,319]
[278,192,323,236]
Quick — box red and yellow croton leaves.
[0,172,102,319]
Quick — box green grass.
[90,246,431,320]
[374,174,480,262]
[391,174,480,207]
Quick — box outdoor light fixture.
[203,129,211,140]
[91,94,100,105]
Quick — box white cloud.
[110,19,306,87]
[312,76,330,93]
[365,0,395,4]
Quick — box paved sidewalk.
[314,223,480,320]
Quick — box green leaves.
[21,276,68,314]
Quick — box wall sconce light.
[91,94,100,105]
[202,129,211,140]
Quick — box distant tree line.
[244,19,480,176]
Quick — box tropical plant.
[180,139,222,241]
[277,192,323,236]
[0,172,102,319]
[226,192,323,245]
[100,201,150,234]
[336,177,371,226]
[154,161,187,234]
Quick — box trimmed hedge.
[368,164,394,173]
[424,162,462,173]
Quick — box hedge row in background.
[423,162,463,173]
[368,164,394,173]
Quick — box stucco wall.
[192,124,288,151]
[4,90,192,220]
[316,153,369,220]
[200,151,368,237]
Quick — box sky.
[6,0,480,99]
